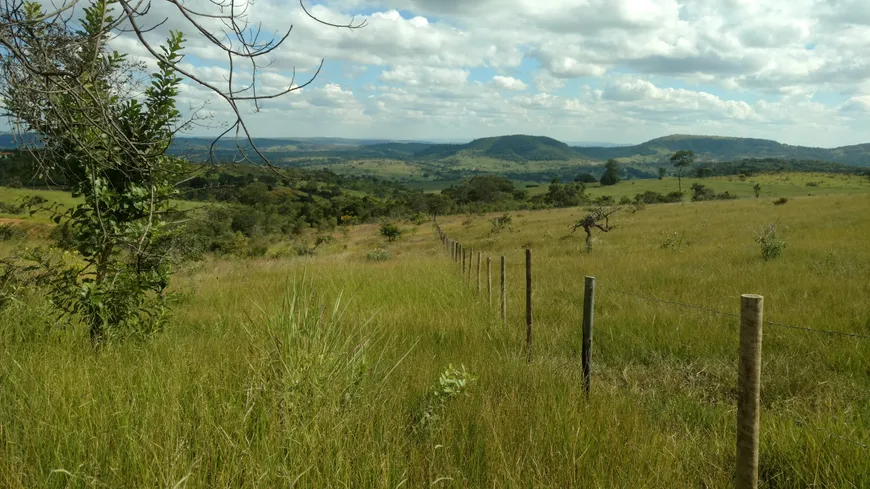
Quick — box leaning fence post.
[500,256,506,323]
[525,249,532,362]
[486,256,492,305]
[582,276,595,398]
[476,252,481,294]
[737,294,763,489]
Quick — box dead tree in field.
[571,206,618,253]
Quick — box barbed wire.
[603,285,739,319]
[764,320,870,340]
[603,285,870,341]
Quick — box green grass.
[570,173,870,200]
[1,191,869,487]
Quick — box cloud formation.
[102,0,870,146]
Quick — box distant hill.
[3,133,870,167]
[574,135,870,166]
[416,135,579,162]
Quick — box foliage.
[774,197,789,205]
[753,183,761,198]
[575,173,598,183]
[690,183,738,202]
[633,190,683,204]
[380,222,402,242]
[489,213,513,234]
[1,2,189,342]
[366,247,392,262]
[670,150,695,192]
[657,167,667,180]
[543,180,587,207]
[571,206,618,253]
[600,159,622,186]
[660,231,684,252]
[0,224,26,241]
[754,221,786,260]
[413,364,476,434]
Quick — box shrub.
[315,235,336,247]
[379,222,402,242]
[0,224,25,241]
[618,196,632,205]
[410,212,428,226]
[773,197,788,206]
[806,181,819,187]
[366,248,392,261]
[489,214,512,234]
[413,364,475,434]
[0,201,23,214]
[754,222,786,260]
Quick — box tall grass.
[2,191,869,487]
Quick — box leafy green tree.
[380,222,402,242]
[1,1,187,342]
[575,173,597,184]
[658,167,667,180]
[545,181,586,207]
[599,159,622,186]
[669,150,695,193]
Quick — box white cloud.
[491,76,528,91]
[70,0,870,146]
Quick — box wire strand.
[604,285,870,340]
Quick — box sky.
[66,0,870,146]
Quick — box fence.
[433,221,868,489]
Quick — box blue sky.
[103,0,870,146]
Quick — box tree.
[658,167,667,180]
[0,0,362,342]
[1,2,187,341]
[575,173,597,184]
[545,181,585,207]
[753,183,761,198]
[599,159,621,186]
[669,150,695,193]
[425,193,452,219]
[571,206,618,253]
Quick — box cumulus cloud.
[77,0,870,146]
[491,76,528,91]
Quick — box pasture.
[1,185,869,487]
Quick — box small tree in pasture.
[670,150,695,193]
[658,167,667,180]
[571,206,618,253]
[600,159,622,186]
[380,222,402,242]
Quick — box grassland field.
[1,177,869,487]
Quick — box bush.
[489,214,512,234]
[0,201,23,214]
[379,222,402,242]
[315,235,336,247]
[618,196,632,205]
[0,224,25,241]
[366,248,392,261]
[755,222,786,260]
[773,197,788,206]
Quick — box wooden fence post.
[525,248,532,362]
[486,257,492,306]
[469,248,474,279]
[582,276,595,398]
[476,252,481,294]
[462,246,466,273]
[500,256,506,323]
[736,294,763,489]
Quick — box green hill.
[416,135,580,162]
[574,134,870,166]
